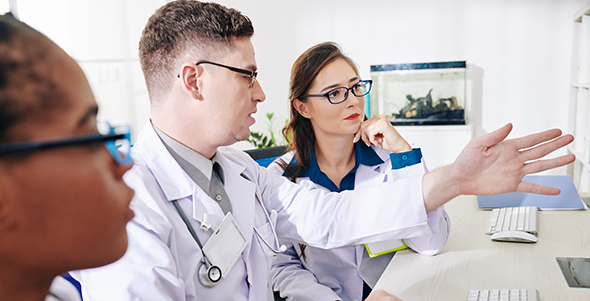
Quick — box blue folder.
[477,175,585,210]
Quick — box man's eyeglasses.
[195,61,258,88]
[0,123,132,165]
[307,80,372,105]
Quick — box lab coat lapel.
[355,144,390,187]
[355,163,386,188]
[217,152,256,242]
[135,122,222,226]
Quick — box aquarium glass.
[370,61,466,125]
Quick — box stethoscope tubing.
[172,172,285,287]
[252,190,285,254]
[172,200,216,267]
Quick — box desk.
[374,195,590,300]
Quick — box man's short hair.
[0,13,67,144]
[139,0,254,104]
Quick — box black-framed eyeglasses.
[196,61,258,88]
[307,80,373,104]
[0,123,132,165]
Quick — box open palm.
[451,123,575,196]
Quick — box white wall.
[15,0,163,141]
[0,2,8,14]
[219,0,587,176]
[13,0,586,172]
[221,0,585,153]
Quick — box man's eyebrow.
[319,76,360,93]
[78,105,99,127]
[244,64,257,72]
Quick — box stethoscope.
[172,173,285,288]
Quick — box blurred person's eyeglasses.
[195,61,258,88]
[0,122,132,165]
[307,80,372,104]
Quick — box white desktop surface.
[374,195,590,300]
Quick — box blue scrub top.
[283,142,422,192]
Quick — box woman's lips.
[345,113,360,120]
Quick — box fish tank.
[369,61,466,125]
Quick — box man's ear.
[178,62,202,100]
[293,98,311,119]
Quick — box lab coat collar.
[134,121,196,202]
[134,122,256,235]
[215,146,247,179]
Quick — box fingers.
[355,121,371,146]
[516,181,561,195]
[512,128,563,150]
[363,131,381,146]
[360,115,410,152]
[519,134,574,162]
[359,115,386,147]
[475,123,513,147]
[353,127,362,143]
[522,153,576,175]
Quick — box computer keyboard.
[467,288,539,301]
[486,206,538,235]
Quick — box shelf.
[574,1,590,22]
[569,145,590,171]
[391,124,472,132]
[571,83,590,89]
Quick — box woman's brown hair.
[280,42,360,182]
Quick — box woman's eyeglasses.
[0,123,132,165]
[307,80,372,104]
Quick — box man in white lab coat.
[71,1,574,300]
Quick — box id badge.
[202,212,249,278]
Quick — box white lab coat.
[46,276,81,301]
[71,122,442,301]
[269,150,450,301]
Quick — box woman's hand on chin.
[354,115,412,153]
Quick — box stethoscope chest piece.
[199,261,222,287]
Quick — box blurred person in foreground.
[0,13,134,301]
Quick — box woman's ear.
[293,98,311,119]
[178,62,202,100]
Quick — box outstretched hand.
[353,115,412,153]
[422,123,575,212]
[452,123,575,196]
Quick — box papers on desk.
[477,175,585,210]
